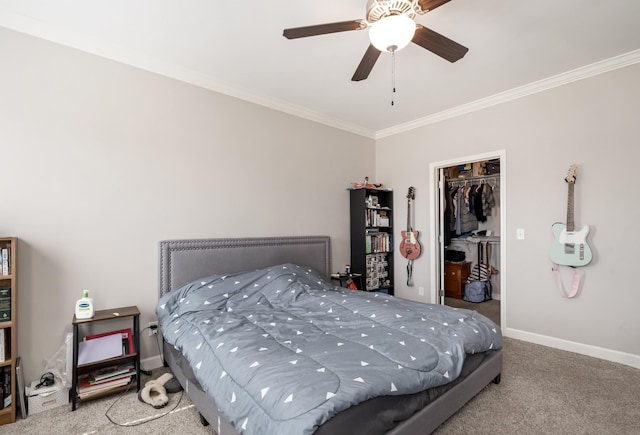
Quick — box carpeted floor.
[4,367,212,435]
[4,337,638,434]
[434,337,640,435]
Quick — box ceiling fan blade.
[283,20,365,39]
[412,26,468,63]
[351,45,382,82]
[418,0,452,12]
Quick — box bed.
[158,236,502,434]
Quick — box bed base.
[388,350,502,434]
[158,236,502,434]
[164,340,235,434]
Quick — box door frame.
[428,150,507,329]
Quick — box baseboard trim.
[504,327,640,369]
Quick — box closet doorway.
[428,151,506,327]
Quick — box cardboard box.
[26,379,69,415]
[472,161,488,176]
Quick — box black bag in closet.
[445,250,466,262]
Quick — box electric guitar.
[400,187,421,260]
[549,164,592,267]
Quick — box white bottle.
[75,290,94,319]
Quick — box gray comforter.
[157,263,502,435]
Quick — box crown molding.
[0,10,377,140]
[375,49,640,139]
[2,8,637,141]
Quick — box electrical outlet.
[418,286,424,296]
[148,321,158,336]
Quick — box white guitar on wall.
[549,164,592,267]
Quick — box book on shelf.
[77,375,131,398]
[89,370,134,386]
[0,288,10,322]
[89,363,135,384]
[2,365,10,409]
[365,231,391,254]
[365,209,390,227]
[1,248,9,276]
[0,328,7,362]
[85,328,134,355]
[78,384,128,400]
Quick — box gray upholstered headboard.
[159,236,331,297]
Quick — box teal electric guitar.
[549,164,592,267]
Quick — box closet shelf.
[447,174,500,187]
[451,236,500,244]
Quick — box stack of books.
[76,328,136,399]
[77,363,135,399]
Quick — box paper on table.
[77,333,123,365]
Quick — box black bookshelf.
[349,189,394,294]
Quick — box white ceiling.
[1,0,640,138]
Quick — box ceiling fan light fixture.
[369,14,416,52]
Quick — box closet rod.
[452,238,501,245]
[447,174,500,186]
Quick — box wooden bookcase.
[349,189,394,294]
[0,237,17,425]
[71,306,141,410]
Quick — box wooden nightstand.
[70,306,140,410]
[444,262,471,299]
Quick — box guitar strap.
[551,263,583,298]
[407,260,414,286]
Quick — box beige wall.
[0,28,375,382]
[377,62,640,366]
[2,25,639,383]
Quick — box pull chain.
[391,49,396,106]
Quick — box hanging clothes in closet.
[473,182,496,223]
[446,180,496,238]
[447,184,478,239]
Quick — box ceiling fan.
[283,0,468,82]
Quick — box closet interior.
[441,159,501,323]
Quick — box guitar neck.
[566,182,575,232]
[406,201,411,231]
